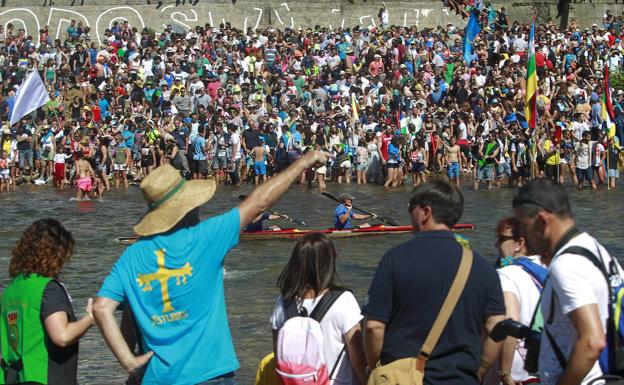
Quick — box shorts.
[340,160,351,169]
[576,167,593,182]
[113,163,127,172]
[213,156,228,170]
[253,161,266,176]
[33,149,41,161]
[387,161,399,169]
[411,162,425,174]
[315,165,327,175]
[356,162,368,172]
[0,169,8,180]
[77,176,93,192]
[43,148,55,162]
[193,159,208,175]
[608,169,619,178]
[545,164,558,180]
[496,161,512,178]
[447,162,460,179]
[478,165,494,181]
[18,149,33,169]
[514,166,530,178]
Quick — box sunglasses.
[495,235,515,246]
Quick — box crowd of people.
[1,7,624,198]
[3,157,621,385]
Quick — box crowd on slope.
[1,8,624,197]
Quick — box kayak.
[116,224,475,245]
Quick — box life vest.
[0,274,53,384]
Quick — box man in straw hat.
[93,150,329,385]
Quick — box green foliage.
[611,70,624,91]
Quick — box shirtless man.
[445,136,462,186]
[250,139,272,185]
[75,151,95,200]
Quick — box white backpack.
[275,290,346,385]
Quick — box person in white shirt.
[494,217,544,385]
[513,179,616,385]
[271,233,366,385]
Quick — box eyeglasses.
[495,235,515,246]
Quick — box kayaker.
[245,212,282,232]
[333,193,376,230]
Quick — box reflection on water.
[0,183,622,384]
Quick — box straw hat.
[133,164,216,236]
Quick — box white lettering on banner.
[47,7,89,40]
[0,4,462,40]
[0,8,39,38]
[95,6,145,44]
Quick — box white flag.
[9,71,50,126]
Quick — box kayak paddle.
[320,191,400,226]
[238,195,308,226]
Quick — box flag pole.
[607,138,611,190]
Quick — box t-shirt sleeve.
[336,291,363,336]
[270,297,286,331]
[550,254,598,315]
[498,267,521,299]
[196,207,240,263]
[97,255,128,302]
[362,253,394,322]
[481,259,506,316]
[41,281,72,321]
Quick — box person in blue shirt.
[93,150,329,385]
[333,193,375,230]
[244,212,282,232]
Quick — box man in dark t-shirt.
[363,180,506,385]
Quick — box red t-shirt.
[380,133,392,160]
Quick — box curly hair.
[9,219,75,278]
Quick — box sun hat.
[133,164,216,236]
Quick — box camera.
[490,318,541,375]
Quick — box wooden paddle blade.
[378,216,400,226]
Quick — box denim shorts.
[18,149,33,169]
[478,165,494,181]
[496,161,512,178]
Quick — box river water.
[0,182,622,384]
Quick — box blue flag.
[463,10,482,66]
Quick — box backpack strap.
[418,247,473,361]
[309,290,347,323]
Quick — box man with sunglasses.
[513,179,621,385]
[363,179,505,384]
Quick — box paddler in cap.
[245,212,282,232]
[333,193,376,230]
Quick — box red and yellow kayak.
[117,224,475,245]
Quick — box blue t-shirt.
[334,204,354,229]
[245,212,271,232]
[122,130,135,149]
[192,136,207,161]
[98,98,111,117]
[98,208,241,385]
